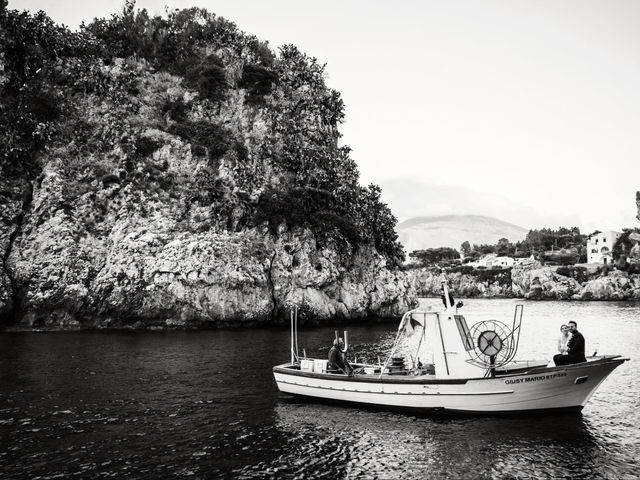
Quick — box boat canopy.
[384,300,523,380]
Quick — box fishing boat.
[273,283,628,415]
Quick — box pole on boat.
[334,330,348,353]
[290,309,295,364]
[294,305,299,359]
[435,313,450,376]
[442,280,453,310]
[379,310,411,377]
[413,312,427,371]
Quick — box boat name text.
[504,372,567,385]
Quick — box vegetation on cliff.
[0,0,403,264]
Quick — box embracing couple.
[552,321,586,366]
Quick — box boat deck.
[274,355,626,384]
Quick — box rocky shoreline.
[407,260,640,301]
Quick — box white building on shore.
[468,254,522,269]
[587,231,622,264]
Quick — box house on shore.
[468,254,522,269]
[587,231,622,265]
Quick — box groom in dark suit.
[553,320,586,366]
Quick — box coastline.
[406,261,640,301]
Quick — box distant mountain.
[397,215,529,253]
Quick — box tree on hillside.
[495,237,511,256]
[409,247,460,267]
[470,243,496,259]
[355,184,404,265]
[0,2,129,177]
[519,227,586,260]
[612,228,640,272]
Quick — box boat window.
[454,315,474,351]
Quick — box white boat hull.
[273,356,627,414]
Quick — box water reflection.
[248,401,616,479]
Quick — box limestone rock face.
[0,178,30,318]
[0,57,416,329]
[406,268,513,298]
[578,271,640,300]
[4,163,415,329]
[271,232,415,322]
[511,261,582,300]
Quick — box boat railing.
[507,304,524,364]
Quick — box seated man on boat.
[328,338,353,375]
[552,321,586,366]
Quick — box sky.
[9,0,640,233]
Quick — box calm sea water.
[1,299,638,479]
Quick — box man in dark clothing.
[553,320,586,366]
[328,338,352,374]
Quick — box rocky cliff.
[6,194,413,328]
[0,7,415,329]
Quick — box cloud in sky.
[11,0,640,232]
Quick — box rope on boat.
[379,309,421,378]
